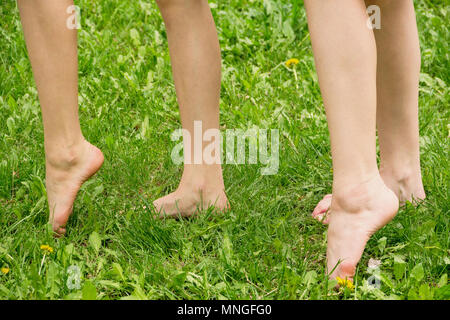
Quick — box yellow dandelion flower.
[285,58,299,68]
[336,276,355,290]
[1,267,10,275]
[40,244,54,254]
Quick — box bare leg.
[154,0,228,218]
[312,0,425,223]
[304,0,398,280]
[18,0,104,235]
[371,0,425,202]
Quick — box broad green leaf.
[419,73,435,87]
[418,284,433,300]
[112,262,125,281]
[407,288,418,300]
[129,28,141,46]
[282,20,295,40]
[327,279,338,290]
[89,231,101,254]
[99,280,121,290]
[393,256,406,280]
[92,184,104,198]
[7,95,17,109]
[377,237,387,254]
[132,284,148,300]
[222,234,233,264]
[435,285,450,300]
[62,243,74,266]
[263,0,274,15]
[437,274,448,288]
[82,280,97,300]
[303,270,317,286]
[410,263,424,282]
[170,271,187,289]
[6,117,14,134]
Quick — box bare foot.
[153,186,229,218]
[326,175,399,281]
[153,167,229,218]
[312,169,425,224]
[46,140,104,235]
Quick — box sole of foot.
[326,175,399,281]
[153,188,229,219]
[46,141,104,236]
[312,172,425,224]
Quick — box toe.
[328,260,356,281]
[153,196,178,219]
[153,199,162,212]
[338,262,356,280]
[312,194,332,223]
[55,227,66,237]
[312,194,332,216]
[333,262,356,288]
[52,223,67,237]
[50,204,73,235]
[315,213,330,224]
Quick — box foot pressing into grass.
[153,166,229,218]
[312,169,425,224]
[153,187,228,219]
[46,140,104,236]
[326,175,399,281]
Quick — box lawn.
[0,0,448,300]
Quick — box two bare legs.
[18,0,227,234]
[18,0,104,235]
[312,0,425,224]
[304,0,424,280]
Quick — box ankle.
[45,139,88,170]
[332,175,388,213]
[379,163,422,184]
[379,164,425,201]
[179,165,225,193]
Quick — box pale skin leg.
[18,0,104,235]
[153,0,228,218]
[304,0,399,280]
[313,0,425,223]
[372,0,425,201]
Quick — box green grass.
[0,0,448,300]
